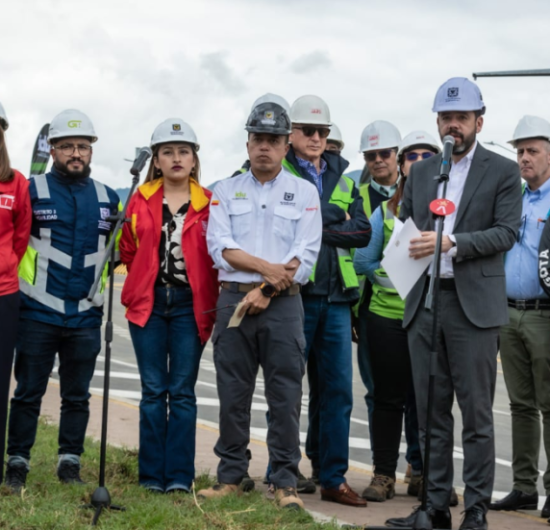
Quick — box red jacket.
[120,178,219,343]
[0,170,31,296]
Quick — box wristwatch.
[259,283,277,298]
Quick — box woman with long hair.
[354,131,440,502]
[0,102,32,483]
[120,118,219,493]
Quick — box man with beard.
[386,78,522,530]
[5,110,120,492]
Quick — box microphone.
[439,135,455,179]
[130,147,152,176]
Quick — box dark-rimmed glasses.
[293,126,330,139]
[54,143,92,156]
[365,149,394,162]
[405,152,435,162]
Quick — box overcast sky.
[1,0,549,189]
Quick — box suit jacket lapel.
[453,144,490,229]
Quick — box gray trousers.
[408,288,499,512]
[212,289,306,488]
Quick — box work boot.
[5,458,29,493]
[404,463,412,484]
[297,470,316,494]
[407,474,423,497]
[57,455,85,485]
[240,472,255,492]
[361,474,395,502]
[197,483,239,499]
[274,486,304,510]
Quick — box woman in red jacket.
[0,104,32,483]
[120,118,219,494]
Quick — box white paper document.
[381,218,433,300]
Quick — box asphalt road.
[50,276,548,501]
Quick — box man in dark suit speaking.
[387,78,522,530]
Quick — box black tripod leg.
[91,505,103,526]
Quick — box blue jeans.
[129,285,203,492]
[405,385,422,472]
[303,296,353,490]
[8,319,101,460]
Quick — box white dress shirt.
[207,168,322,285]
[429,141,477,278]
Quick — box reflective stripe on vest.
[283,158,359,290]
[20,175,110,312]
[370,202,405,318]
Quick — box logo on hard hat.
[68,120,82,128]
[172,124,181,131]
[261,110,276,126]
[311,109,322,114]
[447,87,459,98]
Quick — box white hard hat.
[150,118,200,151]
[432,77,486,115]
[251,93,291,115]
[360,120,401,153]
[398,130,441,157]
[0,101,9,131]
[48,109,97,144]
[508,115,550,147]
[327,123,344,150]
[290,95,331,126]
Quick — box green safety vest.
[352,183,373,315]
[282,158,359,290]
[369,202,406,319]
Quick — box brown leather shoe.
[321,482,367,507]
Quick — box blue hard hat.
[432,77,486,115]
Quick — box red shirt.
[0,170,31,296]
[120,178,219,344]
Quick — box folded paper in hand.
[381,218,433,299]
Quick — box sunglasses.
[405,152,435,162]
[365,149,394,162]
[293,126,331,139]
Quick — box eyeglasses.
[405,152,435,162]
[364,149,394,162]
[293,126,331,139]
[54,143,92,156]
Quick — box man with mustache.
[489,116,550,519]
[387,78,522,530]
[5,110,120,492]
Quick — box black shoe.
[459,505,487,530]
[310,466,320,486]
[240,472,255,492]
[385,505,452,529]
[297,471,316,494]
[542,495,550,518]
[488,489,538,512]
[57,460,85,484]
[5,462,28,493]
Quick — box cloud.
[289,51,331,75]
[200,52,245,96]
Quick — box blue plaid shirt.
[296,156,327,198]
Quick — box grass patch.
[0,419,339,529]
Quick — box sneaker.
[5,461,29,493]
[361,474,395,502]
[240,472,255,492]
[297,471,316,494]
[310,466,320,485]
[407,474,423,497]
[197,483,239,499]
[57,459,85,484]
[274,486,304,510]
[405,463,412,484]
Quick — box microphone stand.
[81,164,145,526]
[366,157,452,530]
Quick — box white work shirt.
[207,168,322,285]
[429,141,477,278]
